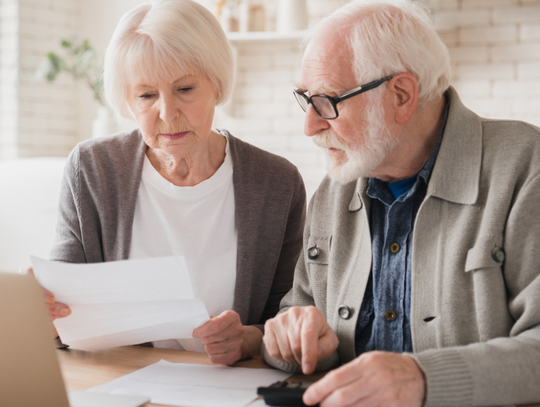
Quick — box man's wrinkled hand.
[303,351,426,407]
[263,306,339,374]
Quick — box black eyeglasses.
[293,75,395,120]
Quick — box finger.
[207,348,242,366]
[18,266,33,275]
[199,323,243,345]
[300,323,320,374]
[42,288,55,304]
[287,321,303,366]
[274,324,297,365]
[263,323,282,360]
[193,311,238,338]
[317,380,369,407]
[204,335,242,355]
[317,330,339,361]
[304,363,362,406]
[301,309,329,374]
[48,302,71,320]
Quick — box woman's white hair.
[103,0,235,118]
[308,0,451,105]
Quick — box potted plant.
[36,38,117,138]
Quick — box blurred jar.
[239,0,265,32]
[276,0,308,32]
[212,0,226,20]
[220,0,240,32]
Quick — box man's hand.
[263,306,339,374]
[192,310,262,366]
[303,351,426,407]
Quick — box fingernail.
[59,308,71,317]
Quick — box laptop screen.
[0,272,70,407]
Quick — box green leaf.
[36,37,105,105]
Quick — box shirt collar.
[366,93,449,204]
[351,86,483,212]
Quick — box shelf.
[226,30,307,43]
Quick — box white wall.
[1,0,540,198]
[431,0,540,128]
[0,0,19,159]
[17,0,80,157]
[77,0,148,140]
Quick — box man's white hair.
[307,0,451,105]
[103,0,235,118]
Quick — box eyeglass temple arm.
[333,75,395,103]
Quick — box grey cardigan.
[50,129,306,329]
[263,87,540,406]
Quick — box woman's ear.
[387,72,418,124]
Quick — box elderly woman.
[29,0,305,365]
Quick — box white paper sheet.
[89,360,293,407]
[31,256,210,350]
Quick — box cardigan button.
[338,305,351,320]
[492,247,505,263]
[307,246,319,260]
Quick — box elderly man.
[262,1,540,406]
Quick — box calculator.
[257,381,319,407]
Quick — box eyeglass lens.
[311,96,337,119]
[294,92,309,112]
[294,92,337,119]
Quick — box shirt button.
[338,305,351,320]
[390,243,401,254]
[307,247,319,260]
[492,247,505,263]
[384,310,396,321]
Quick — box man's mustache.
[312,131,348,150]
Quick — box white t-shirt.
[129,134,237,352]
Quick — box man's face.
[300,34,400,183]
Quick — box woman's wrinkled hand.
[192,310,263,366]
[18,266,72,323]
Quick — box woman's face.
[127,73,217,157]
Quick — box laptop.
[0,272,149,407]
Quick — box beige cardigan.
[263,87,540,407]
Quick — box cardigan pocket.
[464,237,510,341]
[305,235,331,265]
[465,237,504,272]
[305,235,331,306]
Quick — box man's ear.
[387,72,418,124]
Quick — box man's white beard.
[312,98,399,184]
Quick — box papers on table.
[31,256,209,351]
[89,360,293,407]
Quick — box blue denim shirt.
[355,104,448,356]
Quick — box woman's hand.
[18,266,72,329]
[192,310,263,366]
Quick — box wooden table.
[57,346,540,407]
[57,346,322,407]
